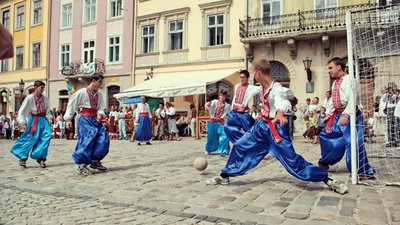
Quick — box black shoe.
[138,142,141,146]
[146,142,152,145]
[19,159,27,168]
[36,159,46,168]
[90,161,107,171]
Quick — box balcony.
[61,58,106,78]
[239,3,377,42]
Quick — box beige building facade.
[133,0,245,111]
[242,0,377,106]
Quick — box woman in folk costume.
[318,57,375,178]
[135,96,152,145]
[206,59,348,195]
[64,74,109,176]
[11,80,52,168]
[165,102,181,141]
[205,90,231,155]
[224,69,260,144]
[108,106,117,140]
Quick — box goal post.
[346,3,400,186]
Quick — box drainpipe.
[245,0,249,70]
[46,0,52,97]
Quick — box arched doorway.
[205,80,233,104]
[59,90,69,111]
[270,61,290,88]
[108,85,120,109]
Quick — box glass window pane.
[149,26,154,34]
[272,1,280,16]
[263,2,271,18]
[143,27,148,35]
[208,16,215,26]
[115,46,119,61]
[316,0,324,9]
[217,15,224,24]
[169,22,175,32]
[177,21,183,30]
[110,38,114,45]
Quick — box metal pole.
[346,11,358,185]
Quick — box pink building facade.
[48,0,135,110]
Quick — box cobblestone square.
[1,136,399,225]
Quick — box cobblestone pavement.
[1,135,399,225]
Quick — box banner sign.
[123,96,141,104]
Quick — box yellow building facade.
[0,0,49,116]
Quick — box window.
[142,25,155,53]
[108,36,120,63]
[168,20,183,50]
[61,3,72,28]
[33,0,42,24]
[15,46,24,69]
[84,0,96,24]
[262,0,281,24]
[109,0,122,18]
[2,10,10,30]
[16,5,25,29]
[315,0,337,19]
[32,43,41,67]
[83,40,95,63]
[1,59,9,72]
[60,44,71,67]
[207,14,224,46]
[270,61,290,87]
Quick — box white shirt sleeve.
[64,90,83,120]
[271,83,291,115]
[97,92,106,116]
[17,95,32,125]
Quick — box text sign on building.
[123,96,141,104]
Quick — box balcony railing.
[239,3,377,39]
[61,58,106,76]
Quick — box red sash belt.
[139,112,149,116]
[326,108,345,131]
[81,108,97,117]
[261,116,283,143]
[232,105,249,112]
[210,117,223,123]
[30,112,46,135]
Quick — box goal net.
[346,3,400,186]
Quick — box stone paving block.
[243,205,264,213]
[272,201,290,208]
[338,207,355,217]
[309,206,337,221]
[358,209,389,225]
[317,196,341,207]
[292,195,317,207]
[284,206,311,220]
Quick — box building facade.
[48,0,135,111]
[241,0,377,105]
[133,0,245,111]
[0,0,49,116]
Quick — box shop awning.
[114,69,238,99]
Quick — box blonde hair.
[252,59,271,75]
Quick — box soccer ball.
[193,157,208,171]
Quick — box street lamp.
[303,57,312,82]
[19,79,25,93]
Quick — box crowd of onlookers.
[2,85,399,145]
